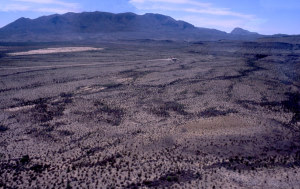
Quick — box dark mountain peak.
[12,17,31,25]
[0,11,265,42]
[119,12,138,16]
[142,13,194,30]
[17,17,30,21]
[144,13,172,19]
[231,27,259,35]
[1,17,31,32]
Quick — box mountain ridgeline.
[0,11,269,42]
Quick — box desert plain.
[0,40,299,188]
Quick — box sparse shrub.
[63,98,73,104]
[143,180,152,186]
[0,125,8,132]
[103,83,122,89]
[66,181,72,189]
[150,101,188,117]
[30,164,49,173]
[180,90,188,95]
[59,130,74,136]
[166,176,172,182]
[20,155,30,164]
[60,92,73,98]
[166,175,178,182]
[181,127,187,133]
[164,101,187,115]
[150,108,170,117]
[255,54,268,59]
[194,90,204,96]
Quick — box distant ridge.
[0,11,265,42]
[231,27,259,36]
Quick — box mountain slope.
[1,12,194,33]
[230,27,263,40]
[231,27,259,35]
[0,12,262,42]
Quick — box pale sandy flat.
[5,105,35,112]
[8,47,104,56]
[179,115,266,137]
[74,86,107,94]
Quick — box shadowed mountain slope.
[0,12,265,42]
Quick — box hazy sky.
[0,0,299,35]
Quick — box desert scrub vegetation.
[150,101,189,117]
[1,41,300,189]
[94,100,125,126]
[207,153,300,172]
[255,54,268,59]
[194,90,204,96]
[198,107,238,118]
[32,99,68,123]
[119,69,153,81]
[0,116,10,132]
[20,155,30,164]
[103,83,123,89]
[0,124,8,132]
[126,170,200,188]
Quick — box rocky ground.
[0,40,299,188]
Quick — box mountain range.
[0,11,298,42]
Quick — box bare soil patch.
[8,47,103,56]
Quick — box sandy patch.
[180,115,265,137]
[75,86,106,94]
[8,47,104,56]
[116,77,134,83]
[5,105,35,112]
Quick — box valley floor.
[0,40,299,188]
